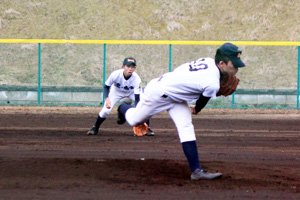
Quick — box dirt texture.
[0,106,300,200]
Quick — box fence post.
[297,46,300,108]
[38,43,41,105]
[169,44,172,72]
[102,43,107,106]
[232,92,235,107]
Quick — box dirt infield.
[0,106,300,199]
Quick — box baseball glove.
[133,123,148,136]
[217,75,240,97]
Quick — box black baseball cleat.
[191,169,222,180]
[87,126,98,135]
[117,106,126,125]
[146,127,155,136]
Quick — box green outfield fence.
[0,39,300,108]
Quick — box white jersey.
[105,69,141,94]
[158,57,220,102]
[126,57,220,143]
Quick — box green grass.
[2,0,299,41]
[0,0,300,89]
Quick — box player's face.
[123,64,136,77]
[221,60,238,76]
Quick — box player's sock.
[182,141,202,172]
[146,119,150,126]
[94,116,106,130]
[118,103,133,115]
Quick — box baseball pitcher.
[117,43,245,180]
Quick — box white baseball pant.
[99,85,135,118]
[125,79,196,143]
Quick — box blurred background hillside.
[0,0,300,89]
[1,0,300,41]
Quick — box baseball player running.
[87,57,155,136]
[117,43,245,180]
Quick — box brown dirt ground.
[0,106,300,200]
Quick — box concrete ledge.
[0,85,103,105]
[0,85,102,92]
[235,89,297,95]
[0,85,299,107]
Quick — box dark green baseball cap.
[123,57,136,66]
[219,43,245,68]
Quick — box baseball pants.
[125,79,196,143]
[99,85,135,118]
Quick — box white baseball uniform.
[125,58,220,143]
[99,69,141,118]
